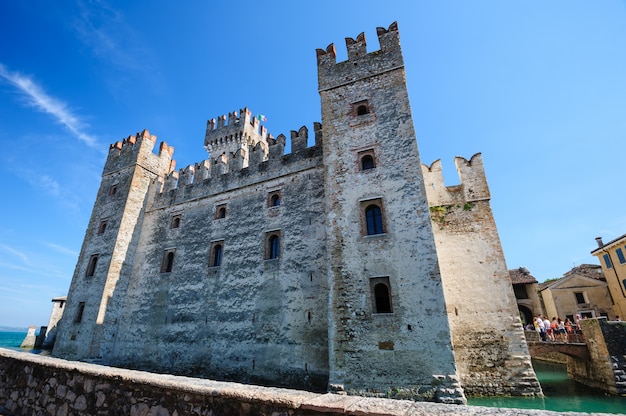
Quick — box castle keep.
[53,22,540,402]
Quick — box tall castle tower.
[53,131,174,359]
[318,23,464,403]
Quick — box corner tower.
[318,23,464,403]
[53,130,174,360]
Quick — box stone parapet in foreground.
[0,348,610,416]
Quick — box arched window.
[270,194,280,207]
[365,204,384,235]
[217,207,226,218]
[85,255,99,277]
[212,244,223,267]
[171,215,181,229]
[374,283,392,313]
[161,250,175,273]
[357,104,369,116]
[268,235,280,259]
[361,154,375,170]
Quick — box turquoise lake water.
[1,333,624,413]
[468,359,626,414]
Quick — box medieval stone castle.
[52,22,541,403]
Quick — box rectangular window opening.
[75,302,85,323]
[616,248,625,264]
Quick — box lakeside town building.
[592,235,626,319]
[51,22,540,402]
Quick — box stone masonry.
[52,22,539,402]
[0,349,603,416]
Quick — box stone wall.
[568,318,626,394]
[422,155,541,396]
[0,349,607,416]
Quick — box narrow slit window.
[161,250,175,273]
[85,255,99,277]
[210,242,224,267]
[97,220,108,235]
[265,231,281,260]
[75,302,85,323]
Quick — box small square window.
[574,292,586,305]
[170,214,182,229]
[265,230,281,260]
[215,204,227,219]
[267,191,281,207]
[161,249,176,273]
[85,254,99,277]
[351,100,371,116]
[209,240,224,267]
[358,149,376,171]
[370,277,393,314]
[97,220,108,235]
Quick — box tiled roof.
[563,264,604,280]
[508,267,538,284]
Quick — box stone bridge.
[525,319,626,395]
[526,341,590,361]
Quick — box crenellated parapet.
[152,122,323,206]
[421,153,490,207]
[317,21,403,92]
[103,129,175,176]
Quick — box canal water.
[468,359,626,414]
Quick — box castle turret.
[53,130,174,360]
[319,22,465,403]
[204,107,268,170]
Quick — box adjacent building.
[592,235,626,319]
[539,264,614,322]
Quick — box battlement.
[152,123,323,207]
[421,153,490,207]
[317,22,403,92]
[204,107,268,158]
[103,129,175,176]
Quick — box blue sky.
[1,1,625,328]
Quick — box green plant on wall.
[429,205,449,227]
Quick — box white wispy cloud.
[0,244,29,265]
[73,1,159,84]
[14,168,63,199]
[0,63,100,148]
[42,242,79,257]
